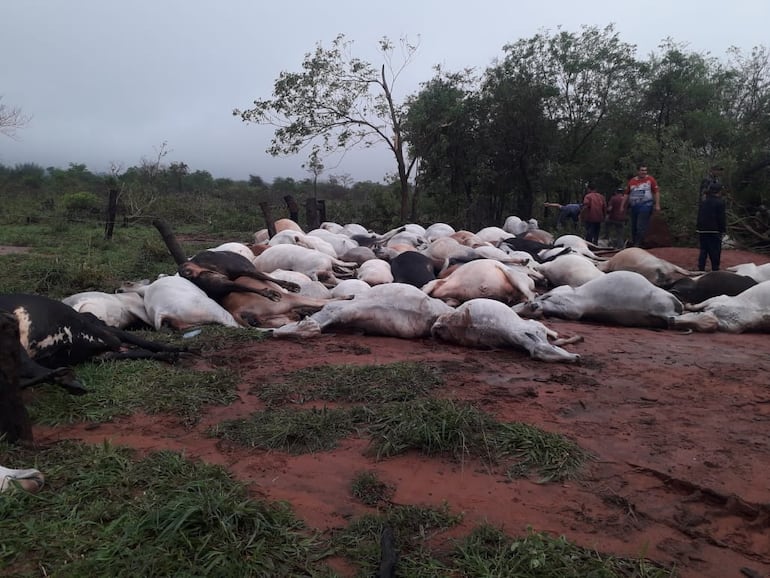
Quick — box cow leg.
[102,325,188,354]
[96,350,184,363]
[248,272,301,293]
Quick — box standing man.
[697,182,727,271]
[581,184,606,244]
[605,188,627,249]
[623,164,661,247]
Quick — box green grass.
[212,396,587,482]
[0,441,333,578]
[211,406,364,454]
[255,361,443,407]
[28,360,239,426]
[350,470,395,507]
[0,222,253,296]
[452,524,675,577]
[331,503,461,576]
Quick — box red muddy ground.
[35,247,770,578]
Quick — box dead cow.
[431,298,581,363]
[221,276,337,328]
[273,283,453,339]
[596,247,696,288]
[669,280,770,333]
[667,271,757,304]
[423,259,536,306]
[179,250,300,301]
[0,293,185,394]
[514,270,684,328]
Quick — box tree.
[234,34,419,221]
[302,146,324,201]
[0,96,31,139]
[168,162,189,193]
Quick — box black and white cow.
[0,294,185,394]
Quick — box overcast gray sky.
[2,0,767,184]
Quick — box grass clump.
[28,360,239,426]
[367,399,588,481]
[493,421,588,482]
[0,441,332,577]
[452,524,676,577]
[211,406,361,454]
[350,470,394,507]
[332,503,461,576]
[256,361,443,407]
[212,398,587,481]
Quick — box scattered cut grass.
[350,470,395,507]
[28,360,239,426]
[0,441,333,578]
[452,524,676,577]
[256,361,443,407]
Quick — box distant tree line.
[235,25,770,247]
[3,25,770,247]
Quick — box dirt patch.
[34,247,770,577]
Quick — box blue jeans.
[630,207,653,247]
[698,233,722,271]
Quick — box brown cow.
[221,277,338,328]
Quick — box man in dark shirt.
[696,182,727,271]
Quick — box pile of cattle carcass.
[6,216,770,402]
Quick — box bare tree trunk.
[0,311,33,443]
[283,195,299,222]
[306,198,320,231]
[152,219,188,265]
[104,188,119,240]
[317,199,326,224]
[259,202,277,238]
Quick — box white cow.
[356,259,394,285]
[119,275,239,330]
[306,229,360,257]
[423,259,536,306]
[424,222,456,242]
[62,291,151,329]
[273,283,453,339]
[669,280,770,332]
[209,242,257,263]
[534,254,604,288]
[266,269,333,299]
[503,215,529,236]
[431,299,581,363]
[268,230,337,257]
[514,270,684,328]
[552,235,605,260]
[0,465,44,493]
[726,262,770,283]
[253,244,357,286]
[331,279,372,298]
[476,226,514,245]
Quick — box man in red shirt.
[605,188,627,249]
[580,184,606,244]
[623,164,661,247]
